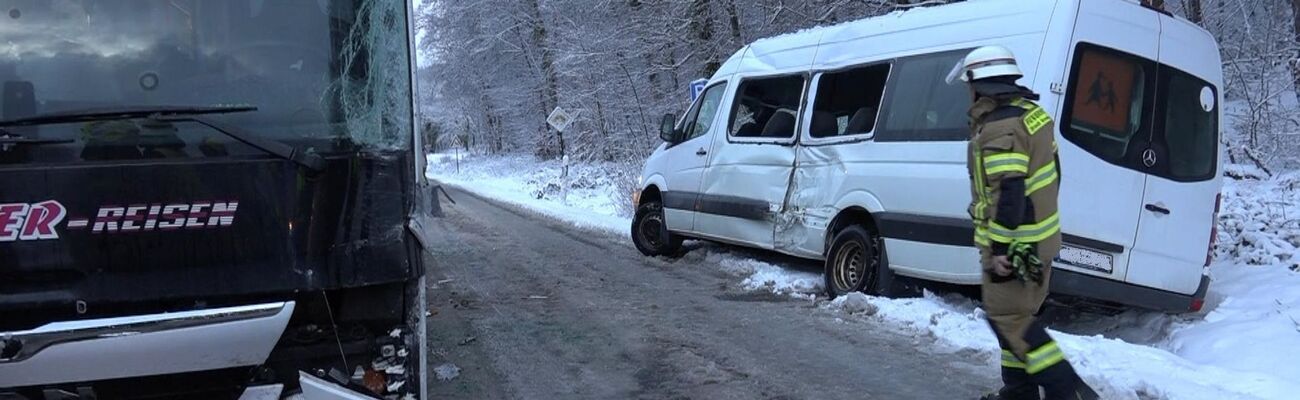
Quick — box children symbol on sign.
[1084,71,1118,113]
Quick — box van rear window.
[1062,44,1151,164]
[1154,67,1218,181]
[1062,43,1219,182]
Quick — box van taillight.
[1206,193,1221,267]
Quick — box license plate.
[1055,245,1113,274]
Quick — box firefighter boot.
[1043,378,1099,400]
[1021,323,1096,400]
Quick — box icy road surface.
[419,185,992,399]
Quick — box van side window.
[728,75,806,139]
[682,82,728,142]
[810,64,890,138]
[875,50,972,142]
[1061,44,1154,169]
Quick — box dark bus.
[0,0,432,398]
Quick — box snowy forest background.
[414,0,1300,178]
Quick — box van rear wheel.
[632,200,683,257]
[825,225,889,298]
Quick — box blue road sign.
[689,79,708,101]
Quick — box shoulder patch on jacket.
[1022,106,1052,135]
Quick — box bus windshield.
[0,0,412,164]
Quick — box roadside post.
[547,107,575,201]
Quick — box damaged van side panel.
[779,141,980,283]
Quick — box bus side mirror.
[659,113,678,142]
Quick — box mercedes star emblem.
[1142,149,1157,167]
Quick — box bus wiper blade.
[151,114,326,172]
[0,131,73,152]
[0,105,325,172]
[0,105,257,128]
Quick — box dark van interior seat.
[761,112,796,138]
[810,110,838,137]
[845,107,877,135]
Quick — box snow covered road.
[426,153,1300,400]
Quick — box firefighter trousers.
[982,250,1089,399]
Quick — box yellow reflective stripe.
[986,164,1028,175]
[1026,342,1066,374]
[1026,161,1058,195]
[975,227,991,247]
[1001,350,1027,369]
[972,145,991,244]
[983,153,1029,175]
[988,213,1061,243]
[983,152,1029,164]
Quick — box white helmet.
[945,45,1023,84]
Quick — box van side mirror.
[659,113,678,142]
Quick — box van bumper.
[1049,268,1210,313]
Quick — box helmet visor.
[944,59,966,85]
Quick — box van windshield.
[1061,43,1218,182]
[0,0,412,166]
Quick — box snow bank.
[703,250,822,299]
[427,153,1300,400]
[426,153,631,235]
[823,289,1300,400]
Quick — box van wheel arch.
[825,207,879,255]
[824,207,910,298]
[640,185,662,206]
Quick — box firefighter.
[948,45,1099,400]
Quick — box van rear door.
[1126,19,1222,295]
[1055,0,1161,280]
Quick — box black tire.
[824,225,895,298]
[632,200,684,257]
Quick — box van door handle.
[695,148,708,156]
[1144,204,1171,215]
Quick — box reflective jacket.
[967,96,1061,257]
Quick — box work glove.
[1009,242,1044,284]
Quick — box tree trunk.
[1183,0,1203,24]
[724,0,743,46]
[526,0,563,160]
[690,0,722,75]
[1292,0,1300,105]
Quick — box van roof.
[716,0,1060,77]
[713,0,1218,80]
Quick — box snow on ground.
[426,153,631,234]
[700,250,823,299]
[428,153,1300,399]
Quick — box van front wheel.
[632,200,683,257]
[825,225,887,298]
